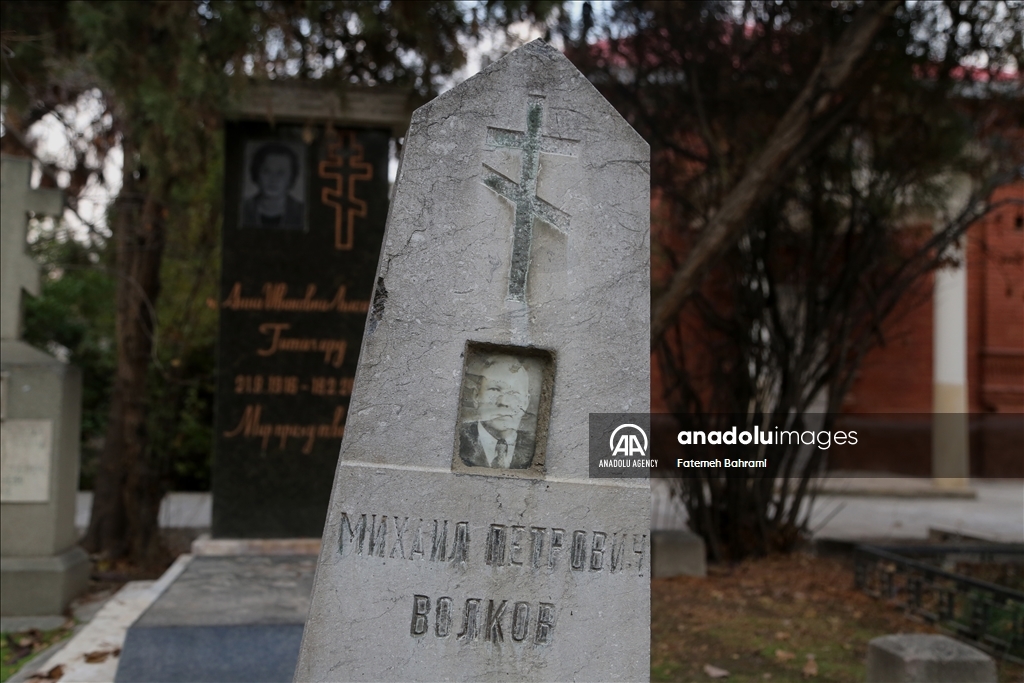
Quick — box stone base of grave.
[297,467,652,681]
[0,545,89,617]
[652,529,707,578]
[866,634,996,683]
[115,552,316,683]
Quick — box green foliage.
[4,1,565,504]
[23,235,115,489]
[0,623,75,682]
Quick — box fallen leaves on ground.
[704,663,730,679]
[83,648,121,663]
[650,551,1024,682]
[27,663,64,681]
[4,629,50,663]
[3,623,76,683]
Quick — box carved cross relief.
[482,96,579,301]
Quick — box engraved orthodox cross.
[482,96,579,301]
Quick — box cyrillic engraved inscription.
[457,599,481,641]
[411,595,430,636]
[509,526,526,565]
[411,595,557,646]
[450,522,470,564]
[336,511,648,575]
[570,530,587,571]
[389,516,408,559]
[511,602,530,642]
[535,603,556,645]
[590,531,606,571]
[436,597,453,638]
[486,524,507,566]
[486,600,507,642]
[368,514,387,556]
[431,520,448,561]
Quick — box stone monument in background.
[213,84,411,538]
[0,155,89,619]
[115,85,413,683]
[296,41,651,681]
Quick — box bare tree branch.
[651,0,900,341]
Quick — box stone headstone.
[295,40,651,681]
[116,86,411,683]
[867,634,996,683]
[1,155,89,619]
[651,530,707,578]
[213,109,401,538]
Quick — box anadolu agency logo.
[610,424,648,457]
[600,423,657,469]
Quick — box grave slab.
[115,555,316,683]
[866,634,996,682]
[296,40,651,682]
[651,529,707,578]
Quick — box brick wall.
[653,181,1024,476]
[836,180,1024,476]
[843,181,1024,416]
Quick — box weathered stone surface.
[296,40,650,681]
[116,556,315,683]
[0,546,89,617]
[866,634,996,683]
[0,343,88,618]
[227,82,412,137]
[1,155,86,618]
[651,529,707,578]
[1,418,53,502]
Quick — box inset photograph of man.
[456,349,550,471]
[240,140,307,230]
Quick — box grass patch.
[1,624,74,682]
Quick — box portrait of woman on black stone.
[240,141,307,230]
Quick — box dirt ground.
[651,552,1023,683]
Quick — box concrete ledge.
[813,476,977,499]
[9,554,193,682]
[190,535,320,556]
[652,529,706,578]
[115,554,315,682]
[0,545,89,616]
[225,82,413,135]
[867,634,996,682]
[0,614,68,632]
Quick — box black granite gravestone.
[212,122,389,538]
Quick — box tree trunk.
[650,0,899,341]
[82,141,168,566]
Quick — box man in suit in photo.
[459,356,535,469]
